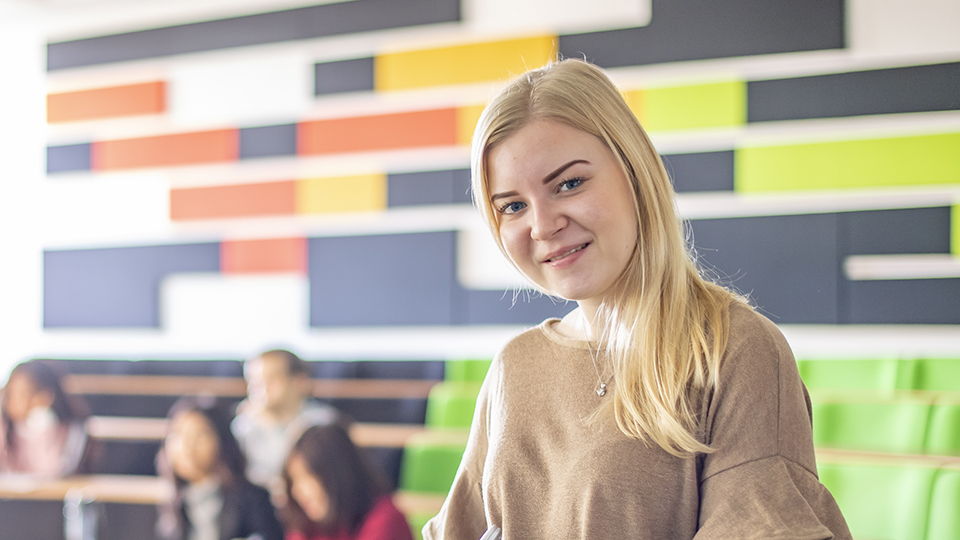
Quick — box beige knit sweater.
[424,303,851,540]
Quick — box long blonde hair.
[472,59,737,456]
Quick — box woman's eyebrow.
[542,159,588,184]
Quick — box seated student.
[283,423,413,540]
[157,396,284,540]
[232,349,338,493]
[0,360,91,476]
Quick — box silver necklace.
[580,316,611,397]
[587,343,610,397]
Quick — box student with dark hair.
[283,423,413,540]
[232,349,339,494]
[0,359,91,476]
[157,396,284,540]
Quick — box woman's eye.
[498,201,526,214]
[559,177,585,191]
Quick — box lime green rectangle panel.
[641,80,745,132]
[737,132,960,192]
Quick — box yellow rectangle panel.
[296,174,386,214]
[953,205,960,255]
[456,104,487,147]
[375,35,556,91]
[624,90,647,127]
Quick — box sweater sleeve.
[421,358,498,540]
[694,306,851,540]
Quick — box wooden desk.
[64,374,437,400]
[85,416,430,449]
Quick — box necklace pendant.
[597,383,607,397]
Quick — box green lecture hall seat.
[425,381,483,429]
[925,402,960,457]
[926,468,960,540]
[796,358,909,392]
[912,358,960,392]
[444,358,492,382]
[811,399,933,454]
[817,461,938,540]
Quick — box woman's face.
[487,119,639,308]
[165,410,221,484]
[287,452,330,523]
[3,372,51,423]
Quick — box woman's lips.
[544,243,589,263]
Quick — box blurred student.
[232,349,338,492]
[0,359,91,476]
[283,424,413,540]
[157,396,284,540]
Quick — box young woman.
[283,423,413,540]
[0,360,91,476]
[423,59,851,539]
[156,396,284,540]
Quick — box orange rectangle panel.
[221,237,306,274]
[170,181,296,221]
[92,129,238,170]
[47,81,166,123]
[298,108,457,155]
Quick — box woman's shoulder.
[719,302,797,386]
[356,496,414,540]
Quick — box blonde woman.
[423,59,850,539]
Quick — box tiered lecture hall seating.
[800,357,960,540]
[0,357,490,540]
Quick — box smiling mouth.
[546,243,589,263]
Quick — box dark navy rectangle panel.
[315,57,375,96]
[387,169,472,207]
[239,124,297,159]
[688,214,839,324]
[47,143,91,173]
[748,62,960,122]
[845,279,960,324]
[460,289,576,325]
[661,151,734,192]
[47,0,461,70]
[839,207,952,256]
[308,232,456,326]
[559,0,844,68]
[44,243,220,327]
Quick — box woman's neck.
[554,303,603,342]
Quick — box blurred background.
[0,0,959,538]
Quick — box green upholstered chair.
[927,468,960,540]
[817,461,937,540]
[811,399,933,454]
[399,430,469,494]
[912,358,960,392]
[925,402,960,457]
[425,381,482,429]
[796,358,910,391]
[445,359,492,382]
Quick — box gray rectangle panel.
[688,213,839,324]
[48,0,461,70]
[308,232,456,326]
[44,243,220,327]
[47,143,91,173]
[661,151,734,192]
[239,124,297,159]
[460,290,576,325]
[839,207,951,256]
[748,62,960,122]
[558,0,844,68]
[845,279,960,324]
[315,57,375,95]
[387,169,472,207]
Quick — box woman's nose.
[530,203,566,240]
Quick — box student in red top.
[283,423,413,540]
